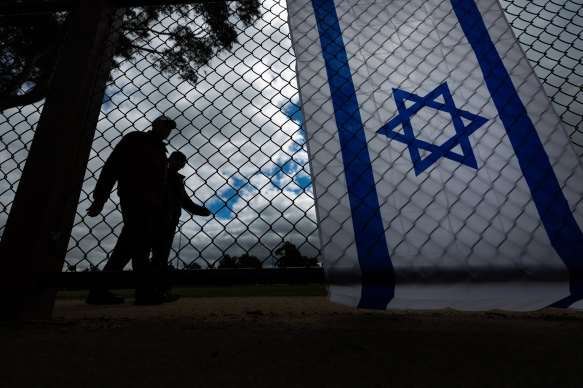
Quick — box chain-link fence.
[1,0,582,274]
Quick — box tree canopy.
[0,1,261,111]
[275,241,319,268]
[218,253,262,269]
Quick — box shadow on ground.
[2,296,583,387]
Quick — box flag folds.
[287,0,583,310]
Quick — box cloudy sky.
[0,0,582,271]
[68,0,319,270]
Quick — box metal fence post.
[0,0,119,321]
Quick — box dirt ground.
[2,295,583,387]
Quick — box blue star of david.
[377,82,488,176]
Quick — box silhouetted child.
[151,151,211,299]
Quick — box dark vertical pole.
[0,0,120,321]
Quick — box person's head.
[168,151,187,171]
[152,115,177,140]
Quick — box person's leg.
[151,224,179,302]
[151,224,176,294]
[121,202,166,305]
[151,225,175,271]
[118,200,154,272]
[103,226,133,271]
[86,218,133,305]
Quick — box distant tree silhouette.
[186,261,202,270]
[218,253,262,269]
[218,254,238,269]
[275,241,319,268]
[305,256,320,267]
[237,253,262,269]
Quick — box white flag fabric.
[287,0,583,310]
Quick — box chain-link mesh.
[501,0,583,154]
[69,1,318,271]
[1,0,582,274]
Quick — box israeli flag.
[287,0,583,310]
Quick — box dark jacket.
[166,169,208,227]
[93,130,167,208]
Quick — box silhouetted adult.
[85,115,176,305]
[151,151,211,300]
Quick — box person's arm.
[181,184,211,216]
[87,136,126,216]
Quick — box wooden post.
[0,0,121,321]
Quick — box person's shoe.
[161,292,180,303]
[85,290,125,305]
[133,292,165,306]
